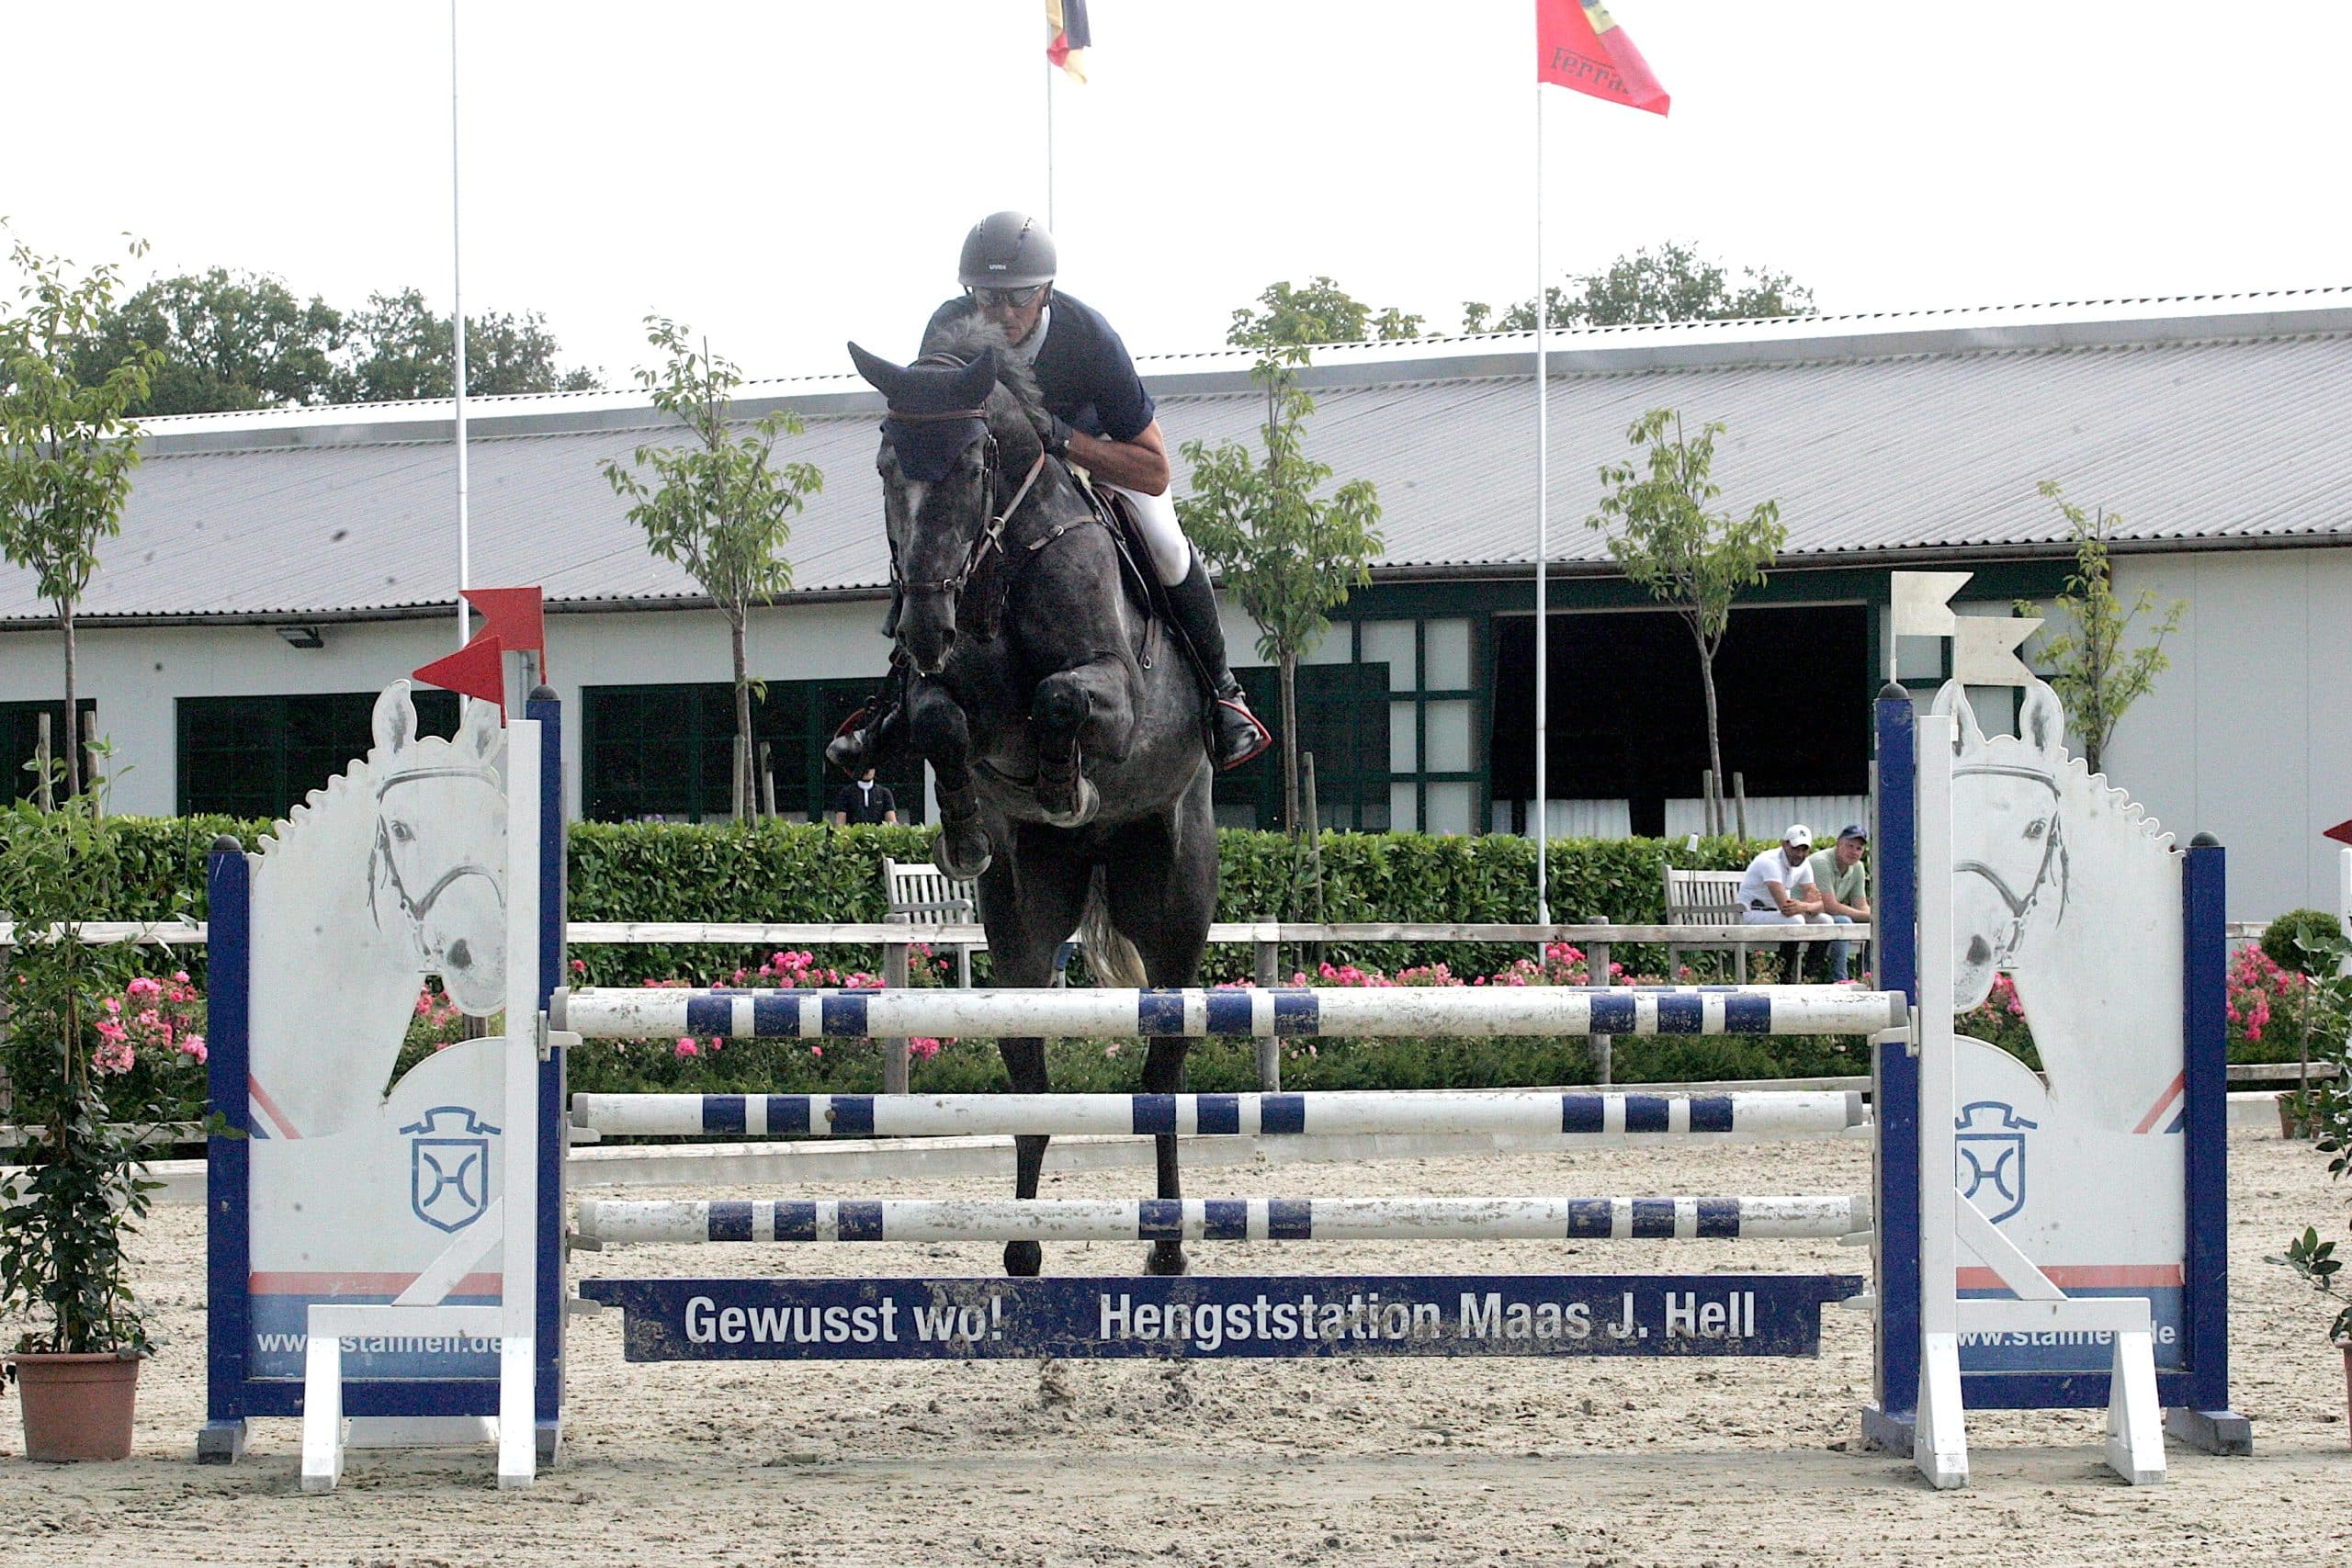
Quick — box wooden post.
[1702,768,1717,837]
[1586,939,1612,1086]
[81,708,101,818]
[1253,931,1281,1092]
[882,939,910,1094]
[1733,771,1749,840]
[757,742,776,818]
[34,712,51,810]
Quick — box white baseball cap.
[1783,823,1815,848]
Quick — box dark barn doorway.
[1489,604,1870,836]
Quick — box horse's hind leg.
[980,832,1092,1277]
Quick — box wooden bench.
[1662,864,1869,984]
[882,858,978,987]
[879,860,1080,987]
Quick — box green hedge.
[4,814,1776,987]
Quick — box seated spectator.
[1804,824,1871,983]
[1738,823,1830,980]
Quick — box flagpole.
[1532,77,1550,927]
[450,0,471,649]
[1045,58,1057,228]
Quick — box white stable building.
[1,290,2346,921]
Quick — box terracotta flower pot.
[6,1352,141,1461]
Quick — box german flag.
[1536,0,1669,116]
[1046,0,1091,83]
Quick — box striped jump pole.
[576,1194,1871,1247]
[571,1089,1870,1142]
[550,985,1909,1043]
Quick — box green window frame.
[581,679,925,825]
[1356,615,1487,835]
[177,691,457,819]
[0,698,96,803]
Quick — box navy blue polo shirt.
[923,290,1158,443]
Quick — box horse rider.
[829,210,1272,775]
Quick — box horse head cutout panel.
[246,680,509,1144]
[1934,676,2183,1134]
[370,683,509,1012]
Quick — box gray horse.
[848,318,1219,1278]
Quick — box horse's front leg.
[980,838,1091,1278]
[907,676,992,879]
[1030,656,1135,829]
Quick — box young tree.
[600,317,820,822]
[1227,277,1423,350]
[1464,242,1814,333]
[2013,480,2187,776]
[73,267,344,415]
[1588,409,1786,835]
[0,229,162,799]
[1179,346,1384,829]
[335,288,600,401]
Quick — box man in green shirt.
[1804,824,1871,982]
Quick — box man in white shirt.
[1738,823,1831,980]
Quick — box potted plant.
[2270,941,2352,1443]
[0,779,208,1461]
[2259,909,2350,1138]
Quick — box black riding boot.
[1165,553,1272,771]
[827,609,910,773]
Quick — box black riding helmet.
[958,211,1057,290]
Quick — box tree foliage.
[1588,409,1786,834]
[63,270,599,414]
[0,226,162,798]
[333,288,601,403]
[601,316,821,822]
[1464,243,1814,333]
[72,267,343,416]
[2013,481,2187,777]
[1227,277,1423,351]
[1180,345,1385,832]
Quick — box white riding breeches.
[1105,482,1193,586]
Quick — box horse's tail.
[1077,865,1148,988]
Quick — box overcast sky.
[6,2,2347,387]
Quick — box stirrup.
[1213,695,1272,771]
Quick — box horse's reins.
[1951,759,2069,955]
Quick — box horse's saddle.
[1069,475,1168,670]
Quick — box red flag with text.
[1536,0,1669,116]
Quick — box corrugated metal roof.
[10,292,2352,624]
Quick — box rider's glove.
[1043,413,1075,458]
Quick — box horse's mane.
[919,314,1051,444]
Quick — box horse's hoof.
[933,829,992,882]
[1004,1239,1042,1277]
[1145,1240,1189,1278]
[1041,775,1100,829]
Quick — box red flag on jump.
[2324,818,2352,848]
[1536,0,1670,116]
[461,585,547,672]
[413,636,506,717]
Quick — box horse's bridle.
[1951,759,2069,961]
[883,359,1050,611]
[368,764,505,948]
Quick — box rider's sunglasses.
[967,283,1047,310]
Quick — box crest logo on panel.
[403,1105,502,1234]
[1954,1100,2033,1225]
